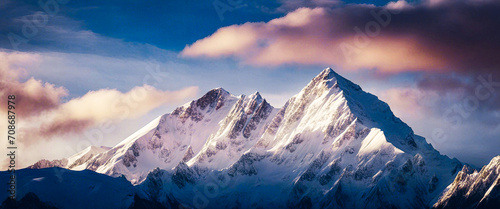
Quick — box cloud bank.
[182,0,500,73]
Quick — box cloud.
[377,87,437,119]
[0,3,175,60]
[416,74,468,91]
[182,0,500,74]
[414,72,500,115]
[375,82,500,167]
[36,85,198,138]
[21,85,198,141]
[371,68,500,167]
[0,51,199,144]
[0,51,68,116]
[385,0,413,10]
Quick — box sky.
[0,0,499,169]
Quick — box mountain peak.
[317,67,337,80]
[310,68,362,92]
[194,87,231,110]
[295,68,417,152]
[248,91,262,102]
[208,87,230,95]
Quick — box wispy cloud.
[0,4,175,59]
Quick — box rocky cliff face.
[434,156,500,209]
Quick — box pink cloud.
[182,1,500,74]
[15,85,197,141]
[0,51,68,116]
[182,23,262,58]
[181,7,444,72]
[18,85,199,143]
[385,0,413,10]
[0,51,199,144]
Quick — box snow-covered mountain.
[433,156,500,209]
[26,68,467,208]
[63,87,279,184]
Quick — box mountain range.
[3,68,498,209]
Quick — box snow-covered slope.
[28,146,110,170]
[25,68,466,208]
[434,156,500,209]
[67,146,111,170]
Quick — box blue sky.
[1,0,499,168]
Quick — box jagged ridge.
[434,156,500,209]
